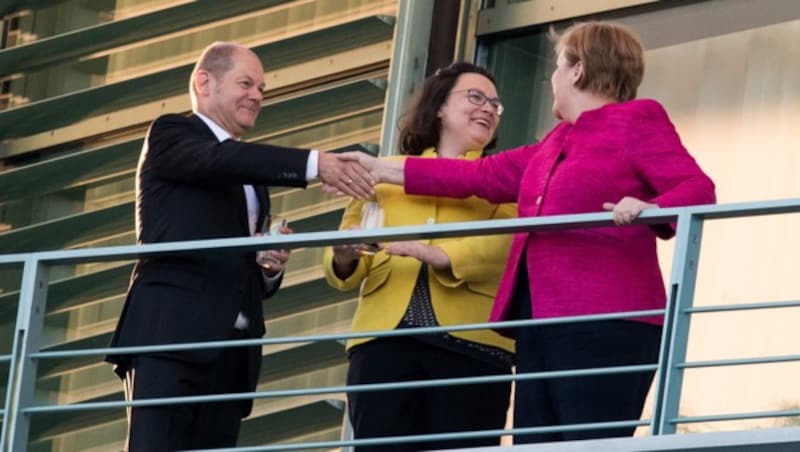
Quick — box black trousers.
[513,278,662,443]
[122,334,251,451]
[346,337,512,452]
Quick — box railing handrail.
[2,197,800,451]
[2,197,798,267]
[1,205,678,265]
[30,309,667,359]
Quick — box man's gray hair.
[189,42,242,104]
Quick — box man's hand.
[603,196,658,225]
[322,152,405,195]
[384,241,451,271]
[318,151,374,198]
[256,224,293,276]
[257,249,290,276]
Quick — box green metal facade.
[0,1,399,449]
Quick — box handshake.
[317,151,394,198]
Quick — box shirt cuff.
[306,150,319,181]
[262,269,283,291]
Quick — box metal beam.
[378,0,434,156]
[0,263,132,319]
[615,0,800,51]
[0,0,68,16]
[0,0,292,77]
[27,341,349,443]
[476,0,659,36]
[453,0,482,62]
[0,16,394,141]
[0,201,347,255]
[0,40,390,158]
[0,93,383,203]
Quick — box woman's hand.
[322,153,405,195]
[331,226,366,278]
[603,196,658,225]
[384,242,451,270]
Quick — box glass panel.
[483,28,556,151]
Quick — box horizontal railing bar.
[23,364,658,414]
[689,197,800,220]
[31,309,665,359]
[685,300,800,313]
[678,354,800,369]
[1,209,673,266]
[673,408,800,424]
[2,198,799,267]
[201,419,650,451]
[0,355,10,363]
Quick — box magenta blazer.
[404,99,715,330]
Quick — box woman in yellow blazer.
[323,63,515,451]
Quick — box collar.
[194,111,234,142]
[420,147,483,160]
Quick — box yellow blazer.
[323,149,516,353]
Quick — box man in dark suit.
[106,41,373,451]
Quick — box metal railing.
[1,198,800,451]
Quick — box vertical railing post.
[651,210,705,435]
[1,256,49,452]
[338,399,354,452]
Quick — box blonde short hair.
[550,22,645,102]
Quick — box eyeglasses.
[450,89,504,116]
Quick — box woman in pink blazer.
[341,22,716,443]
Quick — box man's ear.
[194,70,212,98]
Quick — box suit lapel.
[255,186,270,233]
[234,186,250,234]
[190,114,252,235]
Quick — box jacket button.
[426,217,435,225]
[536,196,543,205]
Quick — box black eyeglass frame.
[449,89,504,116]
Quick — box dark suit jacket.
[107,113,310,408]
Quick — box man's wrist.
[306,150,319,180]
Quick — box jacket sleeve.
[626,101,716,208]
[430,202,517,288]
[261,271,284,298]
[625,100,716,238]
[404,143,539,204]
[145,114,311,188]
[322,198,375,291]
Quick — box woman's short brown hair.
[398,62,498,155]
[550,21,645,102]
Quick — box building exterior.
[0,0,798,450]
[0,1,403,449]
